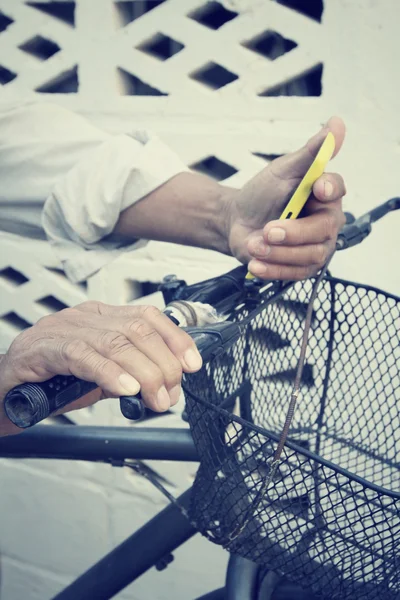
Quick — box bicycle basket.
[184,276,400,600]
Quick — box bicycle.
[0,197,399,600]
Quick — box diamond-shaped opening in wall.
[252,152,283,162]
[188,1,238,30]
[45,266,88,291]
[114,0,166,27]
[19,35,61,61]
[189,62,238,90]
[36,295,69,313]
[26,2,76,26]
[0,65,17,85]
[36,65,78,93]
[243,30,297,61]
[190,156,237,181]
[276,0,323,22]
[1,312,31,331]
[0,267,29,287]
[0,11,13,33]
[136,32,184,61]
[258,63,323,97]
[124,280,161,304]
[117,67,168,96]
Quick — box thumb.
[271,116,346,180]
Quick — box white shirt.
[0,100,188,283]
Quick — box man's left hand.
[227,116,346,280]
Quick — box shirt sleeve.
[0,100,188,283]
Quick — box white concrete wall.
[0,0,399,598]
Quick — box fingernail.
[183,348,203,371]
[268,228,286,243]
[324,180,333,198]
[170,385,181,406]
[157,386,171,411]
[118,374,141,395]
[249,260,267,276]
[250,236,271,258]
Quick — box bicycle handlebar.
[4,322,241,428]
[4,198,399,429]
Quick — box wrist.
[214,185,239,256]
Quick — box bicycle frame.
[1,199,398,600]
[0,424,197,462]
[0,426,259,600]
[0,426,201,600]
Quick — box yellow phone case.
[246,131,335,280]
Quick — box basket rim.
[324,274,400,304]
[185,391,400,501]
[186,274,400,499]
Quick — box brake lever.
[337,197,400,250]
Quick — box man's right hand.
[0,302,203,437]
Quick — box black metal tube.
[52,489,196,600]
[0,425,199,462]
[194,590,225,600]
[225,555,259,600]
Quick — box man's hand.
[227,117,347,280]
[0,302,203,436]
[115,116,347,281]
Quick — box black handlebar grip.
[4,376,98,429]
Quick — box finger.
[111,305,202,372]
[248,239,332,267]
[108,319,183,407]
[308,116,345,159]
[269,116,346,181]
[312,172,346,203]
[75,303,202,373]
[70,327,180,411]
[2,336,142,400]
[247,261,317,281]
[262,209,344,247]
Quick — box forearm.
[114,172,235,255]
[0,355,20,437]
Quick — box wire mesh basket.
[184,276,400,600]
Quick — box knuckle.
[140,366,164,393]
[75,300,104,314]
[164,358,183,385]
[126,318,158,342]
[295,266,314,281]
[99,331,131,356]
[309,265,319,277]
[33,315,49,327]
[140,305,162,320]
[178,329,195,349]
[273,265,285,280]
[7,331,30,356]
[321,213,337,240]
[39,307,82,327]
[59,307,81,319]
[61,338,91,362]
[314,244,328,265]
